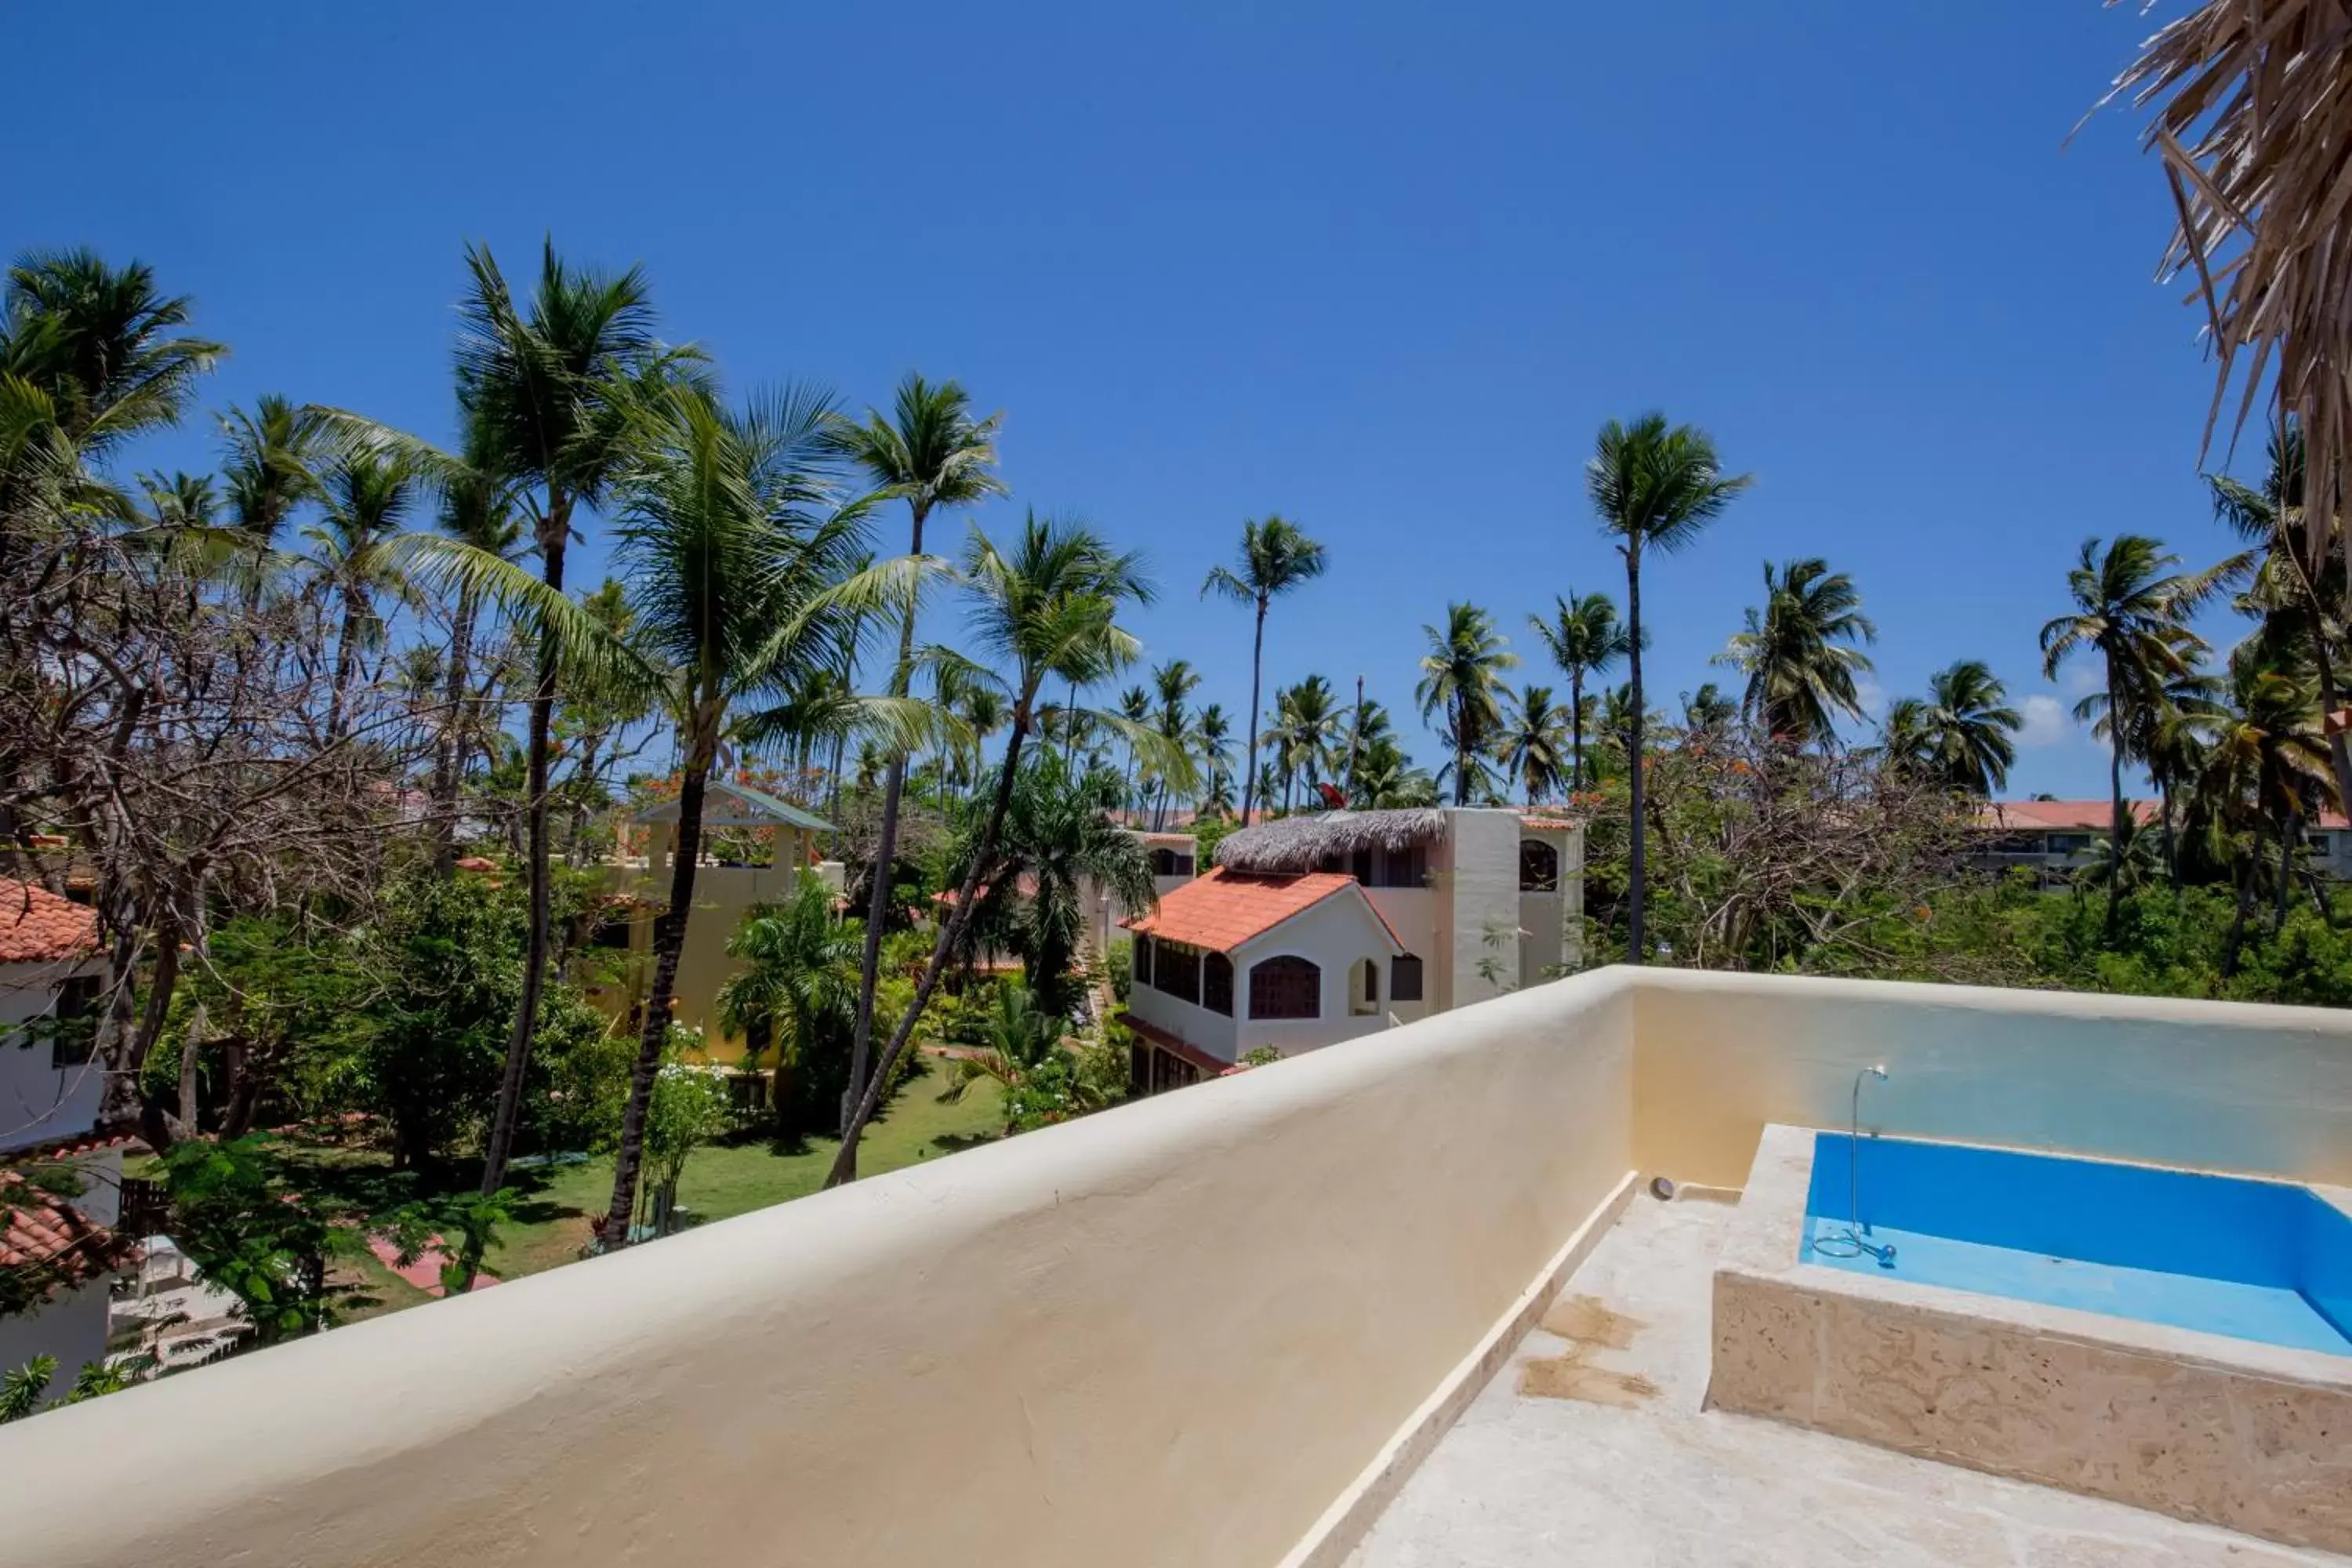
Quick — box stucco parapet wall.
[7,967,2352,1568]
[2,969,1641,1568]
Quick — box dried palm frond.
[2106,0,2352,562]
[1213,808,1447,873]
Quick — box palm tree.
[1147,658,1201,827]
[457,240,685,1202]
[1352,736,1436,808]
[940,985,1099,1134]
[2209,422,2352,822]
[1270,673,1343,811]
[826,374,1006,1135]
[716,872,862,1138]
[218,394,325,599]
[1114,685,1152,814]
[1342,694,1393,803]
[2041,535,2224,939]
[958,752,1157,1010]
[426,414,527,869]
[2198,659,2336,967]
[600,383,926,1247]
[1202,516,1326,821]
[1196,702,1234,818]
[957,683,1010,800]
[1,249,223,459]
[1719,557,1877,748]
[1417,604,1516,806]
[1879,659,2020,796]
[1528,590,1632,790]
[1501,684,1573,804]
[1588,414,1750,961]
[829,514,1168,1185]
[305,451,425,742]
[1679,683,1737,737]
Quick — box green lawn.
[485,1078,1006,1280]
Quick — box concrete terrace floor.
[1348,1194,2349,1568]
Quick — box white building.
[1120,808,1584,1085]
[0,878,129,1403]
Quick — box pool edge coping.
[1723,1123,2352,1393]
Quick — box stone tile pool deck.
[1347,1196,2348,1568]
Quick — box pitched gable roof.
[1122,867,1403,955]
[633,781,835,833]
[0,879,99,965]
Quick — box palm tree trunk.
[1454,710,1471,807]
[326,593,365,744]
[2103,659,2126,942]
[2274,807,2303,934]
[828,698,1034,1188]
[480,493,571,1201]
[604,709,717,1245]
[1571,672,1590,799]
[2302,604,2352,833]
[1625,548,1647,963]
[826,728,848,848]
[2222,840,2258,978]
[1242,601,1267,822]
[2159,776,2180,891]
[848,501,931,1134]
[430,586,481,875]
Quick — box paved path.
[365,1234,500,1298]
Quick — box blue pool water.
[1801,1134,2352,1355]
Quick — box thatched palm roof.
[2109,0,2352,552]
[1214,808,1446,873]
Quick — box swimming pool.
[1800,1133,2352,1355]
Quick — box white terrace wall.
[13,967,2352,1568]
[1631,968,2352,1190]
[6,971,1639,1568]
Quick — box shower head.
[1867,1064,1889,1080]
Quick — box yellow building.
[587,781,839,1069]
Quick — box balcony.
[6,969,2350,1566]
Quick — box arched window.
[1349,957,1380,1016]
[1149,846,1195,877]
[1248,955,1321,1020]
[1519,839,1559,892]
[1203,953,1234,1016]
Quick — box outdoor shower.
[1810,1065,1896,1268]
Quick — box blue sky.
[13,2,2251,798]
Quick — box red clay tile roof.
[0,1170,131,1290]
[1116,1012,1231,1074]
[2,1130,141,1166]
[933,873,1039,906]
[1972,800,2161,832]
[1973,800,2352,834]
[0,879,98,965]
[1122,867,1402,954]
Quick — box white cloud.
[2060,663,2102,697]
[2016,694,2069,749]
[1853,676,1888,719]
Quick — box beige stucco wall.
[13,967,2352,1567]
[1433,808,1523,1014]
[1632,968,2352,1189]
[4,971,1638,1568]
[592,833,818,1065]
